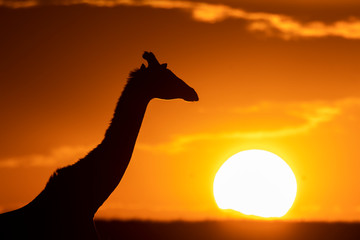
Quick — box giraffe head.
[138,51,199,102]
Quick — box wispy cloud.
[2,98,360,167]
[0,0,37,8]
[137,98,360,154]
[1,0,360,39]
[0,145,91,168]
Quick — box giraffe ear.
[161,63,167,69]
[140,63,146,70]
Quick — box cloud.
[137,98,360,154]
[2,98,360,167]
[0,0,37,8]
[0,145,91,168]
[1,0,360,39]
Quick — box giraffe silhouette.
[0,52,199,240]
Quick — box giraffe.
[0,52,199,240]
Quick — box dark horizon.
[95,219,360,240]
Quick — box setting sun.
[213,150,297,218]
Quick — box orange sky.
[1,0,360,221]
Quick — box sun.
[213,149,297,218]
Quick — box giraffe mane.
[124,67,146,88]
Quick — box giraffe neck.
[90,81,151,212]
[29,78,152,218]
[104,82,150,150]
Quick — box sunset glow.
[1,0,360,222]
